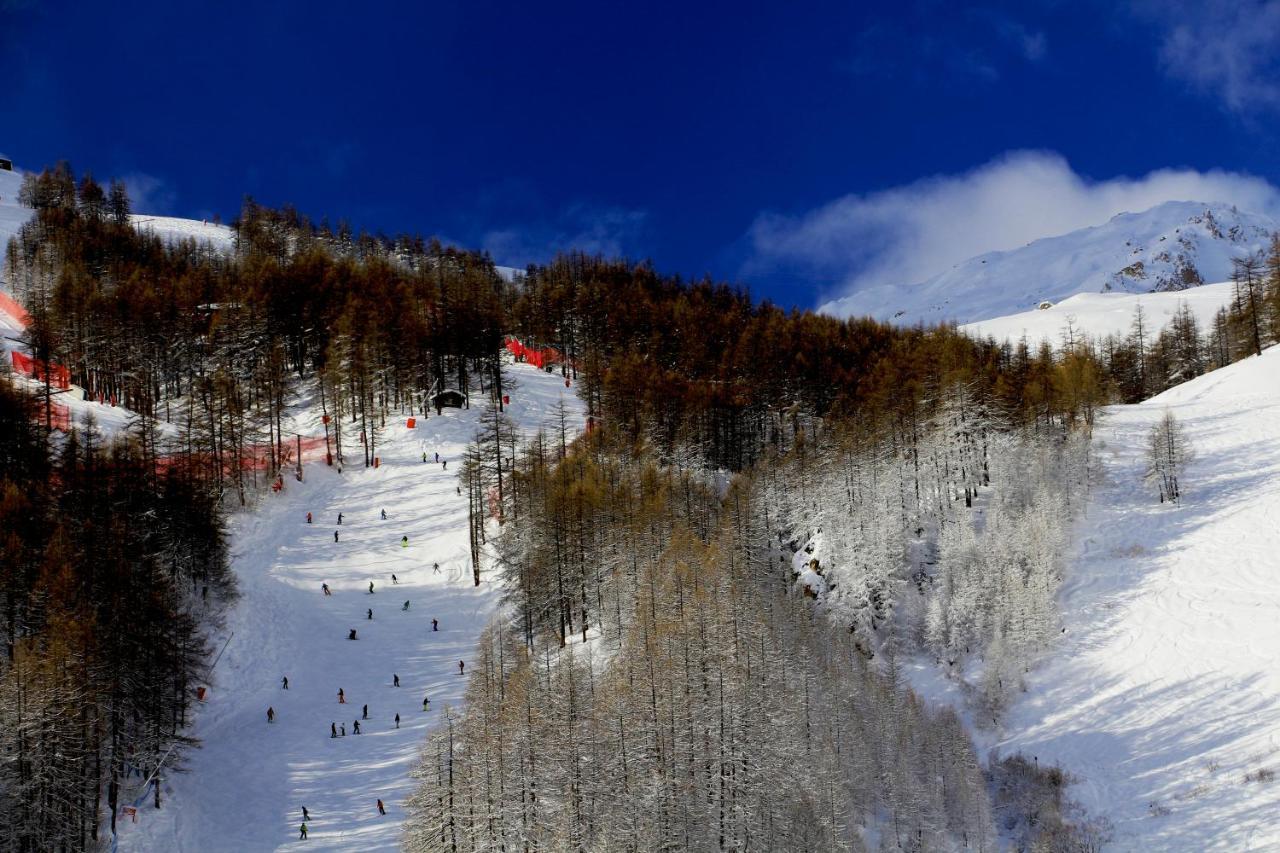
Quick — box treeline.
[5,164,511,503]
[0,383,232,851]
[510,253,1113,473]
[407,433,998,851]
[1029,248,1280,405]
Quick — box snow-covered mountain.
[821,201,1278,326]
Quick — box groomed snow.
[987,345,1280,848]
[130,214,235,251]
[117,365,583,852]
[959,281,1238,347]
[0,167,30,278]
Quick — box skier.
[393,673,400,687]
[402,600,410,611]
[423,695,430,711]
[337,513,343,525]
[442,460,447,470]
[366,608,373,620]
[401,535,408,548]
[381,509,387,520]
[300,822,307,840]
[368,581,375,594]
[434,452,439,463]
[348,629,358,640]
[353,719,361,735]
[282,676,289,690]
[422,452,427,463]
[340,723,346,736]
[334,530,339,543]
[459,660,465,676]
[395,713,400,729]
[391,573,398,585]
[377,799,386,816]
[432,618,438,631]
[306,512,312,524]
[433,562,440,574]
[456,486,461,496]
[338,688,345,703]
[322,583,331,596]
[302,807,310,821]
[267,706,275,723]
[331,722,337,738]
[362,703,368,720]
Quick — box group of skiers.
[298,800,385,839]
[286,446,466,839]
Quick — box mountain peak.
[820,200,1277,325]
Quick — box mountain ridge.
[820,200,1278,325]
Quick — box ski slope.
[987,346,1280,848]
[130,214,235,250]
[959,280,1237,347]
[118,366,583,852]
[0,167,27,262]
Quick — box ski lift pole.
[208,630,234,675]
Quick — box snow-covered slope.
[0,167,30,278]
[118,366,584,853]
[959,280,1238,347]
[986,346,1280,848]
[821,201,1276,325]
[0,164,234,283]
[131,214,235,251]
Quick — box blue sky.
[4,0,1280,308]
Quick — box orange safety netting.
[11,351,71,389]
[157,434,332,475]
[505,337,571,370]
[0,291,30,328]
[49,402,70,432]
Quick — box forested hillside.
[5,163,1280,850]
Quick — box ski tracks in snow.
[117,364,583,852]
[994,346,1280,850]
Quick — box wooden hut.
[431,389,467,414]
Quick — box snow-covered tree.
[1147,409,1193,504]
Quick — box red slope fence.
[0,290,31,328]
[505,337,574,371]
[11,351,71,389]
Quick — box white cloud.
[745,150,1280,307]
[1130,0,1280,111]
[482,204,647,267]
[120,172,176,215]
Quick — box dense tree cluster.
[407,434,997,852]
[0,383,231,851]
[753,385,1092,717]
